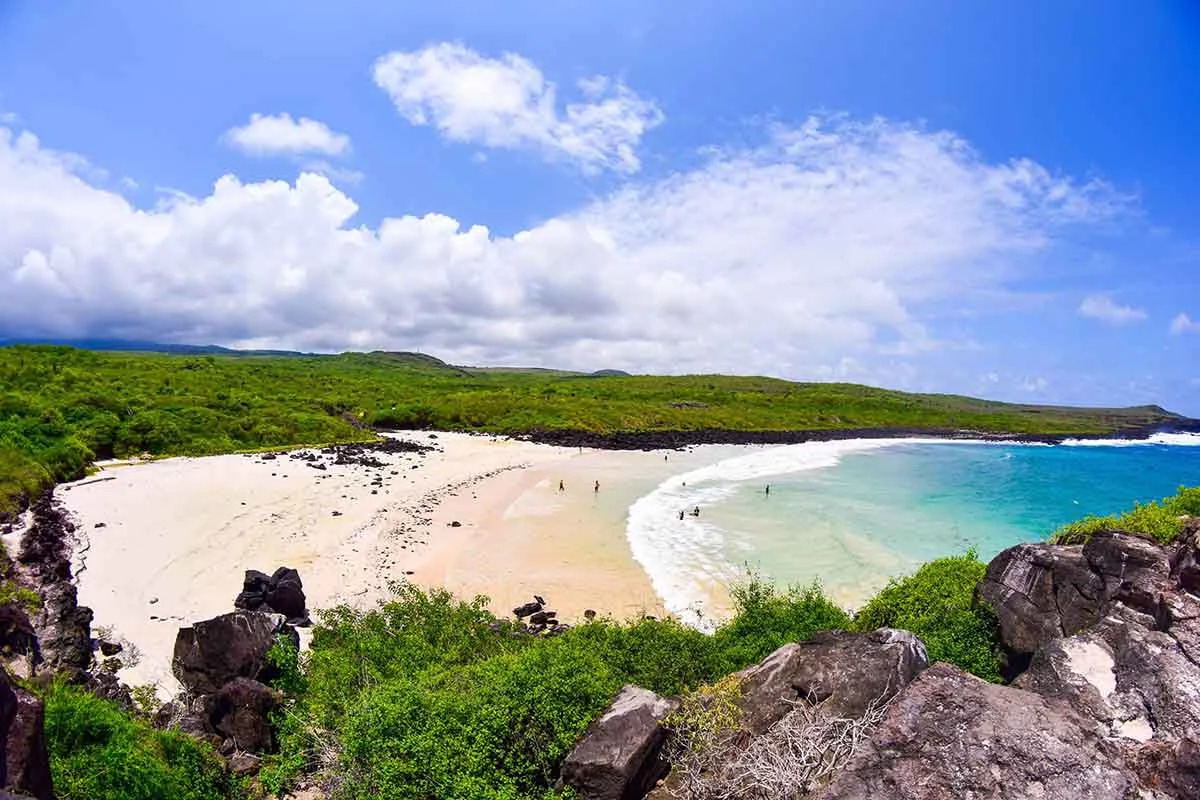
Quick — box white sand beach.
[60,433,677,693]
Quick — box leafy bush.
[564,616,724,696]
[340,641,617,799]
[852,552,1001,682]
[711,577,852,672]
[1051,485,1200,545]
[44,682,238,800]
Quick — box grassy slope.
[0,344,1187,514]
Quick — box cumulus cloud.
[1078,293,1146,325]
[1171,313,1200,335]
[372,42,663,174]
[0,117,1122,379]
[223,113,350,157]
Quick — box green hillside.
[0,344,1186,515]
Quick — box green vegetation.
[44,682,240,800]
[259,579,855,798]
[0,344,1182,515]
[1050,485,1200,545]
[852,552,1002,682]
[256,572,998,799]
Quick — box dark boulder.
[975,541,1103,663]
[817,663,1136,800]
[1083,530,1173,617]
[0,670,52,800]
[172,611,298,696]
[513,601,542,618]
[529,610,555,626]
[736,629,928,735]
[265,582,306,622]
[561,685,679,800]
[234,567,308,624]
[97,639,122,657]
[212,678,282,753]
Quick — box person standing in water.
[765,484,770,497]
[594,480,600,493]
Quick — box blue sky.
[1,0,1198,413]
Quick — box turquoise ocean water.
[624,434,1200,626]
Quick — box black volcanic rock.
[172,611,298,696]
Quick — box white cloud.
[0,117,1122,380]
[1078,293,1146,325]
[372,42,663,174]
[1020,376,1048,393]
[1171,313,1200,335]
[223,113,350,158]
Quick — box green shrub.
[711,576,852,672]
[852,551,1001,682]
[44,682,236,800]
[1051,485,1200,545]
[563,616,724,696]
[339,640,619,799]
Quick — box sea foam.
[1061,431,1200,447]
[625,438,933,628]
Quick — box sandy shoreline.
[61,433,669,692]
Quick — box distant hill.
[0,338,313,358]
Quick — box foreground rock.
[0,669,52,800]
[644,630,929,800]
[172,610,299,695]
[818,663,1137,799]
[976,529,1180,668]
[167,603,301,776]
[561,686,678,800]
[735,629,929,735]
[212,678,283,753]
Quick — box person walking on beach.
[594,480,600,493]
[558,479,565,492]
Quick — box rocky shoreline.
[512,420,1200,451]
[562,523,1200,799]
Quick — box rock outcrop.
[14,493,93,682]
[167,600,301,777]
[976,529,1178,667]
[561,685,679,800]
[0,669,52,800]
[818,663,1137,799]
[233,567,310,625]
[172,609,299,696]
[735,629,928,735]
[212,677,283,753]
